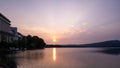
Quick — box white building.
[0,13,21,43]
[10,27,19,41]
[0,13,12,42]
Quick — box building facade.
[0,13,12,42]
[10,27,19,41]
[0,13,20,43]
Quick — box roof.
[0,13,11,23]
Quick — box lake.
[1,48,120,68]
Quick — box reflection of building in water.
[53,48,56,61]
[0,54,17,68]
[0,13,23,43]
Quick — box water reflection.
[94,48,120,55]
[16,50,44,66]
[0,53,17,68]
[16,50,44,60]
[0,48,120,68]
[53,48,56,62]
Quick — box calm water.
[1,48,120,68]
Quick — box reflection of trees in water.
[93,48,120,55]
[0,52,17,68]
[0,50,44,68]
[15,50,44,65]
[16,50,44,59]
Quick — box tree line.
[0,35,46,51]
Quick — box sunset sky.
[0,0,120,44]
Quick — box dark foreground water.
[0,48,120,68]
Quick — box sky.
[0,0,120,44]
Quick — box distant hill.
[84,40,120,47]
[46,40,120,48]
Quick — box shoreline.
[45,45,120,48]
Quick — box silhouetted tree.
[0,35,46,51]
[25,35,46,49]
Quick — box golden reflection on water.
[53,48,56,61]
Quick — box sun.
[53,36,57,42]
[53,39,56,42]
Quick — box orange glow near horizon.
[53,48,56,62]
[53,36,57,42]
